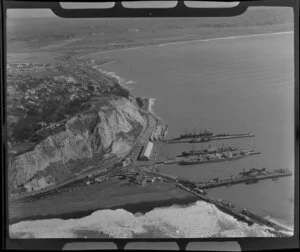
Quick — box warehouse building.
[139,141,154,161]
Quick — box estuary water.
[98,32,294,227]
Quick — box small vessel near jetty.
[178,149,261,165]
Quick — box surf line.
[94,31,293,54]
[158,31,293,47]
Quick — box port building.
[139,141,154,161]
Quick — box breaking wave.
[92,65,136,90]
[9,201,282,239]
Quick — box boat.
[217,199,235,208]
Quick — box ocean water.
[98,32,294,226]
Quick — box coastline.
[91,65,136,91]
[84,59,293,235]
[84,29,293,57]
[9,59,291,237]
[94,62,162,122]
[8,31,294,237]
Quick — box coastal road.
[128,114,157,162]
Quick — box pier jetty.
[163,149,261,166]
[196,168,292,189]
[166,132,254,144]
[142,169,292,234]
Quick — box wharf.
[168,180,290,234]
[167,178,291,234]
[143,169,292,234]
[163,151,261,166]
[197,168,292,189]
[165,133,254,144]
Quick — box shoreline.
[9,56,291,233]
[8,29,294,236]
[89,30,293,56]
[94,63,163,123]
[85,54,293,234]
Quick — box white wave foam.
[92,65,133,90]
[91,31,293,55]
[9,201,280,238]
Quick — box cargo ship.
[178,128,214,140]
[188,132,254,143]
[167,130,254,144]
[178,149,261,165]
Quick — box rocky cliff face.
[9,97,146,191]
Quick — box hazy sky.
[8,1,239,18]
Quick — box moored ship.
[179,145,238,157]
[178,149,261,165]
[179,128,214,140]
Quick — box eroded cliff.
[9,97,146,192]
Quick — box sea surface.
[98,32,294,227]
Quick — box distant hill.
[7,7,293,53]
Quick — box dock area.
[10,118,293,236]
[196,168,292,189]
[166,132,254,144]
[162,150,261,166]
[141,169,293,234]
